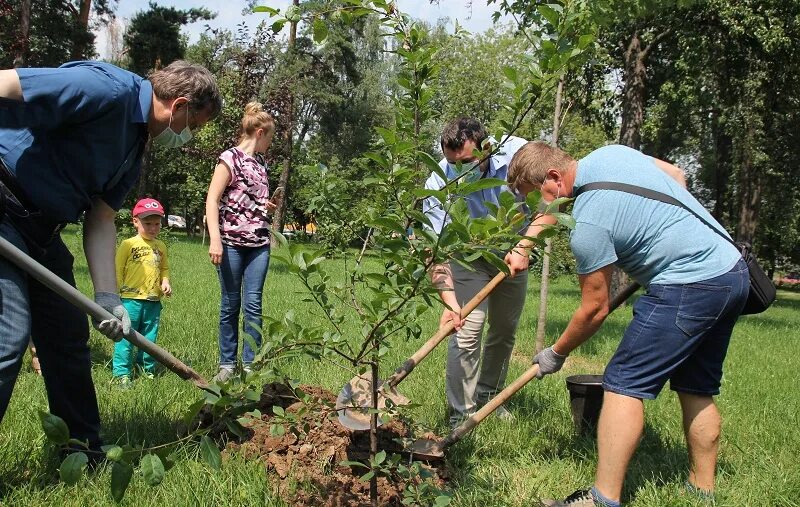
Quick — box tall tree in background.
[0,0,115,67]
[123,1,214,76]
[271,0,300,237]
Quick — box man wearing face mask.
[507,142,746,507]
[423,117,556,428]
[0,60,221,454]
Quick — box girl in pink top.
[205,102,277,382]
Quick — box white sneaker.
[494,404,515,421]
[213,367,235,383]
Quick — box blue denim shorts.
[603,259,750,399]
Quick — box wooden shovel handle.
[0,235,210,389]
[438,280,641,451]
[386,271,508,388]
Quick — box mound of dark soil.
[223,383,448,506]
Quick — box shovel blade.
[408,436,445,460]
[335,376,409,431]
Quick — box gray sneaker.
[541,489,597,506]
[213,367,235,383]
[494,404,515,421]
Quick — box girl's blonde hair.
[240,101,275,142]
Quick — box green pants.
[112,299,162,377]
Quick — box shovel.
[410,281,641,460]
[0,235,210,389]
[336,271,508,430]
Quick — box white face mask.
[153,104,193,148]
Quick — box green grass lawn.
[1,227,798,506]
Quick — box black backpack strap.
[574,181,739,250]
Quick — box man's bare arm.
[0,70,23,102]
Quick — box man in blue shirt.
[0,60,221,451]
[507,142,749,507]
[423,118,555,427]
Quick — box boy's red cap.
[133,198,164,218]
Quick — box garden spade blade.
[0,235,210,390]
[336,271,508,430]
[335,376,410,431]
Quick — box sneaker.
[541,489,597,506]
[213,367,235,383]
[494,404,515,421]
[112,375,132,389]
[141,372,155,380]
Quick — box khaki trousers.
[446,259,528,421]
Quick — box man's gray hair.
[149,60,222,119]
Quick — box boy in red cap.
[112,198,172,386]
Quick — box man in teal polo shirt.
[0,60,221,451]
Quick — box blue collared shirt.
[0,61,151,222]
[422,135,528,234]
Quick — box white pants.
[446,259,528,421]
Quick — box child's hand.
[161,279,172,298]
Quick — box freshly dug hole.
[209,383,449,506]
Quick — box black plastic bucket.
[565,374,604,436]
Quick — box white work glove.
[532,346,567,378]
[93,292,131,342]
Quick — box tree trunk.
[619,32,646,150]
[136,140,153,198]
[369,355,379,507]
[271,0,299,240]
[71,0,92,61]
[711,113,732,222]
[735,128,761,244]
[534,76,564,354]
[14,0,31,67]
[614,28,670,302]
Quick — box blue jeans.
[217,243,270,368]
[0,220,101,445]
[603,259,749,399]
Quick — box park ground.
[0,227,798,506]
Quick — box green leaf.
[183,398,206,430]
[359,471,375,481]
[501,66,518,84]
[39,410,70,445]
[411,188,447,204]
[140,454,165,486]
[373,450,387,466]
[434,495,453,506]
[341,459,369,468]
[105,445,124,462]
[270,19,286,33]
[371,217,407,236]
[273,405,285,417]
[374,127,397,145]
[269,227,288,247]
[251,6,279,15]
[59,452,87,485]
[110,462,133,503]
[270,423,286,437]
[537,4,560,27]
[312,19,329,42]
[417,151,446,180]
[457,177,507,196]
[200,436,222,470]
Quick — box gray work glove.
[532,346,567,378]
[93,292,131,342]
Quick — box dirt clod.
[222,383,448,506]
